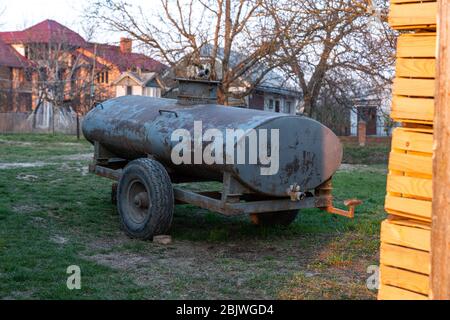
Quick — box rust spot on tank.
[285,157,300,177]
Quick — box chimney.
[120,38,132,53]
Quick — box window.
[144,87,161,97]
[286,101,292,114]
[126,86,133,95]
[25,69,33,82]
[268,99,274,110]
[24,46,30,59]
[96,71,109,84]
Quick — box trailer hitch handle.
[324,199,363,219]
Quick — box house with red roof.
[0,19,167,114]
[79,40,167,101]
[0,38,36,112]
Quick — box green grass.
[0,134,387,300]
[342,142,390,165]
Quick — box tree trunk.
[217,84,229,106]
[302,95,313,117]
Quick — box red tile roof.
[0,19,85,46]
[0,38,30,68]
[87,43,168,73]
[0,19,167,73]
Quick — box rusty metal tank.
[82,95,343,197]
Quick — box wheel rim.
[126,179,151,224]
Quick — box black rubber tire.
[117,158,174,240]
[250,210,299,227]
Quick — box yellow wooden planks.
[381,219,431,251]
[382,3,435,301]
[378,284,428,300]
[385,195,432,221]
[380,265,430,295]
[393,34,437,123]
[387,175,432,200]
[386,129,433,222]
[393,78,436,97]
[396,58,436,78]
[379,219,431,299]
[391,128,434,154]
[380,243,430,275]
[389,1,437,30]
[388,153,433,177]
[396,34,437,58]
[391,97,435,123]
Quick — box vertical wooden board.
[381,219,431,251]
[391,97,435,123]
[396,58,436,78]
[387,175,433,200]
[393,78,436,97]
[380,243,431,275]
[389,152,433,176]
[431,0,450,299]
[380,265,430,295]
[391,128,434,153]
[397,34,437,58]
[385,195,432,221]
[378,284,428,300]
[389,2,437,29]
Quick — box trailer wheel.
[250,210,299,227]
[117,158,174,240]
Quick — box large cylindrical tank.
[82,95,342,197]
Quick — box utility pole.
[431,0,450,300]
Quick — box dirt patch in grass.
[2,290,35,300]
[0,162,54,170]
[83,239,310,298]
[81,232,376,299]
[50,154,92,162]
[12,205,41,215]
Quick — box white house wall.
[264,95,297,115]
[116,86,126,97]
[116,85,162,98]
[144,87,161,98]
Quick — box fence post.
[358,120,367,147]
[431,0,450,300]
[76,113,80,140]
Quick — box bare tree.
[24,28,109,132]
[86,0,282,105]
[268,0,396,117]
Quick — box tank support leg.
[221,173,249,204]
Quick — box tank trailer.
[83,79,361,240]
